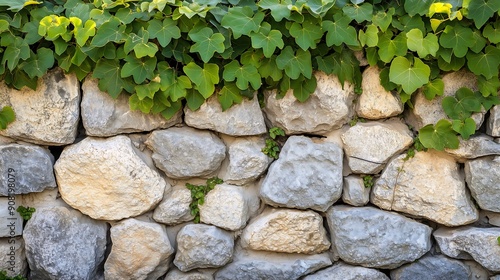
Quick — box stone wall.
[0,67,499,279]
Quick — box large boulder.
[55,135,167,220]
[303,262,389,280]
[465,156,500,212]
[390,254,470,280]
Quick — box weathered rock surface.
[164,268,214,280]
[356,66,404,119]
[260,136,343,211]
[105,218,174,280]
[487,105,500,137]
[371,151,478,226]
[263,71,355,134]
[0,144,55,195]
[342,175,370,206]
[445,134,500,162]
[434,226,500,272]
[465,156,500,213]
[303,262,389,280]
[0,197,23,237]
[20,188,69,210]
[327,206,432,269]
[484,211,500,227]
[390,254,470,280]
[341,119,413,174]
[0,68,80,145]
[174,224,234,272]
[241,208,330,254]
[146,127,226,179]
[223,137,271,185]
[81,77,181,137]
[463,260,490,280]
[23,207,108,280]
[0,237,27,277]
[153,185,193,225]
[199,184,249,231]
[185,94,266,136]
[491,276,500,280]
[55,135,167,220]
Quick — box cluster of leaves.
[262,126,285,159]
[0,271,26,280]
[16,206,35,221]
[186,177,223,223]
[362,175,373,188]
[404,137,427,159]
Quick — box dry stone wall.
[0,67,499,279]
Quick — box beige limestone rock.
[20,188,69,210]
[371,150,478,226]
[241,208,330,254]
[487,105,500,137]
[0,68,80,145]
[55,135,168,220]
[153,185,193,225]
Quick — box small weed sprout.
[262,127,285,159]
[186,177,223,223]
[16,206,35,221]
[362,175,374,188]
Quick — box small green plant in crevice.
[497,236,500,246]
[16,206,35,221]
[362,175,374,189]
[186,177,223,223]
[262,127,285,159]
[404,137,428,160]
[349,116,366,127]
[0,270,26,280]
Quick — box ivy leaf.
[466,45,500,80]
[342,3,373,23]
[189,27,225,63]
[129,29,158,58]
[186,88,206,111]
[358,24,378,47]
[2,37,30,71]
[167,75,192,101]
[322,14,358,47]
[183,62,219,98]
[0,106,15,129]
[289,21,324,50]
[404,0,433,16]
[419,119,459,150]
[221,7,265,39]
[331,50,362,91]
[223,60,261,90]
[442,87,482,120]
[121,55,157,84]
[475,92,500,110]
[372,7,394,32]
[147,18,181,47]
[135,81,161,100]
[129,94,154,113]
[438,55,465,72]
[161,99,182,120]
[483,23,500,43]
[259,57,283,82]
[389,56,430,94]
[93,58,132,98]
[250,27,284,58]
[0,0,41,11]
[406,29,439,57]
[257,0,291,21]
[467,0,500,29]
[470,30,487,53]
[452,118,476,140]
[38,15,70,41]
[22,48,54,79]
[306,0,336,17]
[290,75,317,102]
[90,17,126,47]
[70,17,96,46]
[423,78,444,100]
[378,31,407,63]
[218,83,243,111]
[439,24,475,58]
[478,75,500,97]
[276,46,312,79]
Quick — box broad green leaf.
[358,24,378,47]
[241,50,264,68]
[289,21,324,50]
[276,46,312,79]
[342,3,373,23]
[290,75,317,102]
[0,106,15,130]
[148,18,181,47]
[389,56,430,94]
[0,0,41,11]
[167,75,192,101]
[466,45,500,79]
[419,119,459,150]
[378,31,408,63]
[189,27,225,63]
[423,79,444,100]
[0,20,8,33]
[221,7,265,39]
[475,92,500,110]
[186,89,206,110]
[379,67,398,92]
[2,37,30,71]
[406,29,439,57]
[129,94,153,113]
[257,0,292,21]
[372,7,395,32]
[258,57,283,82]
[483,23,500,43]
[404,0,433,16]
[22,48,54,79]
[38,15,71,41]
[429,3,452,17]
[161,99,183,120]
[93,58,133,98]
[470,30,487,53]
[71,18,96,46]
[121,55,157,84]
[323,14,359,47]
[218,83,243,111]
[452,118,476,140]
[315,56,334,74]
[306,0,336,17]
[22,21,43,45]
[223,60,261,90]
[90,17,126,47]
[250,27,284,58]
[442,87,482,120]
[331,50,362,91]
[183,62,219,98]
[478,75,500,97]
[439,24,475,58]
[135,81,161,100]
[438,55,465,71]
[467,0,500,28]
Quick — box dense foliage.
[0,0,499,149]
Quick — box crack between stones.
[348,156,384,165]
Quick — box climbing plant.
[0,0,498,150]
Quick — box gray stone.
[146,127,226,179]
[174,224,234,272]
[491,276,500,280]
[390,254,470,280]
[484,211,500,227]
[241,208,330,254]
[81,77,181,137]
[260,136,343,211]
[341,118,414,174]
[0,68,80,145]
[356,66,404,120]
[263,71,355,135]
[303,262,389,280]
[0,197,23,237]
[371,151,478,226]
[105,218,174,280]
[185,94,266,136]
[487,105,500,137]
[342,175,370,206]
[0,237,27,277]
[164,268,214,280]
[23,207,108,280]
[55,135,167,220]
[153,185,193,225]
[463,260,490,280]
[465,156,500,212]
[326,205,432,269]
[199,184,249,231]
[0,144,55,195]
[223,137,271,185]
[445,134,500,162]
[434,226,500,272]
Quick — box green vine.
[16,206,35,221]
[186,176,223,223]
[262,126,285,159]
[0,271,26,280]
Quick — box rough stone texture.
[20,188,69,210]
[185,94,266,136]
[484,211,500,227]
[260,136,343,211]
[356,66,404,119]
[371,151,478,226]
[0,68,80,145]
[23,207,108,280]
[146,127,226,179]
[303,262,389,280]
[465,156,500,212]
[390,254,470,280]
[153,185,193,225]
[464,260,490,280]
[174,224,234,272]
[341,118,414,174]
[223,137,271,185]
[199,184,249,231]
[263,71,355,134]
[81,77,181,137]
[164,268,214,280]
[0,237,27,277]
[105,218,174,280]
[434,226,500,272]
[491,276,500,280]
[0,144,55,195]
[342,175,370,206]
[445,134,500,162]
[55,135,167,220]
[327,206,432,269]
[0,197,23,237]
[241,208,330,254]
[487,105,500,137]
